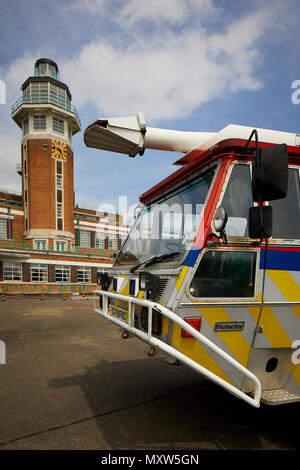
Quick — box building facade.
[0,59,129,295]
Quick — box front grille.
[148,278,169,303]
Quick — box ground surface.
[0,296,299,451]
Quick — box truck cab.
[85,117,300,407]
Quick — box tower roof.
[35,58,59,72]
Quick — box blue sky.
[0,0,300,220]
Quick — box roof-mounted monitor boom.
[84,112,216,157]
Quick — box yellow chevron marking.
[198,307,250,367]
[171,322,233,386]
[267,270,300,302]
[292,306,300,321]
[247,306,261,323]
[258,307,291,348]
[175,266,189,292]
[116,281,129,308]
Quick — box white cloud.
[117,0,218,26]
[72,0,218,26]
[61,9,268,122]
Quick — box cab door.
[251,167,300,395]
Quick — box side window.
[271,168,300,240]
[189,250,257,298]
[221,164,252,237]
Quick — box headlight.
[213,207,228,233]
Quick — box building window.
[3,262,22,281]
[79,230,91,248]
[68,125,72,140]
[77,266,91,283]
[57,161,62,174]
[108,233,118,250]
[53,117,64,134]
[23,118,29,135]
[34,239,48,251]
[55,265,70,282]
[33,114,46,129]
[0,218,7,239]
[95,232,105,249]
[31,264,48,282]
[56,174,62,190]
[55,241,66,252]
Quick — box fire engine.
[84,113,300,407]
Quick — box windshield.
[115,166,216,267]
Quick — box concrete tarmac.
[0,296,299,450]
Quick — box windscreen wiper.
[130,251,180,274]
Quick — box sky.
[0,0,300,222]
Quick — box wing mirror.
[244,130,288,241]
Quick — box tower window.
[53,117,64,134]
[56,174,62,190]
[23,118,29,135]
[57,218,63,230]
[0,218,7,239]
[57,202,62,218]
[57,161,62,174]
[33,114,46,130]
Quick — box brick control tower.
[11,58,81,251]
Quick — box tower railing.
[11,95,81,125]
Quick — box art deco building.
[0,59,129,295]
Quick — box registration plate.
[111,306,127,322]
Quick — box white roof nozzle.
[84,112,216,157]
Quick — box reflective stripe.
[267,270,300,302]
[258,307,292,348]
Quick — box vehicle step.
[257,389,300,405]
